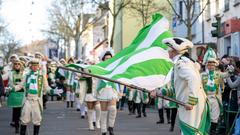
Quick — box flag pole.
[58,66,186,107]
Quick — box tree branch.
[182,0,188,7]
[191,0,196,20]
[191,0,209,25]
[166,0,181,19]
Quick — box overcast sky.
[1,0,52,45]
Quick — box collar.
[172,54,181,64]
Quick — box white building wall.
[174,0,240,57]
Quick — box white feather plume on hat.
[162,37,193,54]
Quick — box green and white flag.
[68,13,173,91]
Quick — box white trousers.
[21,99,42,125]
[75,98,81,109]
[66,91,75,101]
[80,103,86,116]
[208,95,220,123]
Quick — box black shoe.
[67,102,69,108]
[136,115,141,118]
[20,125,27,135]
[70,101,74,108]
[102,133,107,135]
[93,122,96,127]
[33,125,40,135]
[10,122,15,127]
[81,115,85,119]
[210,122,218,135]
[143,113,147,117]
[169,126,174,132]
[76,109,80,111]
[167,120,171,124]
[108,127,114,135]
[156,120,164,124]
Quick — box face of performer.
[14,63,21,70]
[207,62,216,71]
[31,64,39,72]
[60,60,66,65]
[10,56,17,63]
[103,54,112,61]
[168,49,178,59]
[35,54,42,60]
[68,60,74,64]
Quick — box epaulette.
[176,56,191,68]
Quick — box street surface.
[0,101,180,135]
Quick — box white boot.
[100,111,108,133]
[95,103,101,128]
[87,110,94,130]
[108,105,117,128]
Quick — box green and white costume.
[96,80,119,101]
[133,89,149,104]
[15,70,50,125]
[7,70,25,108]
[201,70,224,123]
[66,70,75,102]
[82,77,98,102]
[156,86,170,109]
[126,88,134,101]
[169,55,210,135]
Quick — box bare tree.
[45,0,94,59]
[93,0,131,47]
[166,0,209,40]
[127,0,171,27]
[0,30,20,62]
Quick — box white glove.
[226,65,235,73]
[54,89,63,96]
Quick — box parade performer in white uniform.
[161,37,211,135]
[34,52,48,109]
[133,89,149,118]
[126,87,134,115]
[159,83,179,132]
[156,86,170,124]
[97,49,119,135]
[14,58,51,135]
[72,74,86,118]
[201,58,225,135]
[79,68,101,130]
[66,57,75,108]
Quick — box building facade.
[174,0,240,58]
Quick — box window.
[179,1,183,18]
[234,0,240,6]
[224,0,230,11]
[205,1,211,20]
[103,25,108,39]
[215,0,219,15]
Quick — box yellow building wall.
[121,0,171,49]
